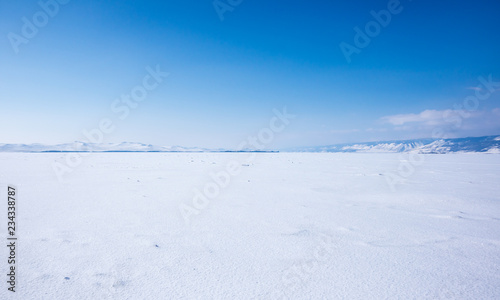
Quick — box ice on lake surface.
[0,153,499,299]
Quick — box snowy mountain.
[1,135,499,153]
[0,142,209,153]
[286,135,500,154]
[0,142,276,153]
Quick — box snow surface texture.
[0,153,499,299]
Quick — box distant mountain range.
[287,135,500,154]
[0,142,275,153]
[1,135,499,153]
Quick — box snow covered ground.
[1,153,499,299]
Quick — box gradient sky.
[1,0,499,149]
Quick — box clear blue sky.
[1,0,499,148]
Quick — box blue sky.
[1,0,499,149]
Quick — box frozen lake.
[1,153,499,299]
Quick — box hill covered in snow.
[1,135,499,153]
[287,135,500,154]
[0,142,276,153]
[0,142,208,153]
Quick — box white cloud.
[330,129,359,134]
[466,86,482,91]
[381,109,459,126]
[366,128,387,132]
[379,108,500,137]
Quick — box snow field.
[0,153,499,299]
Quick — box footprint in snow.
[282,229,312,237]
[112,280,128,288]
